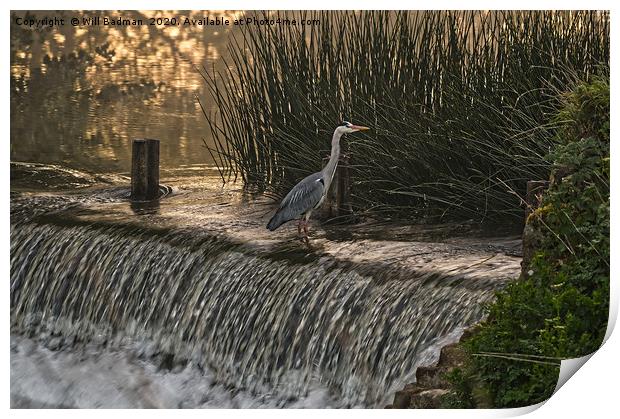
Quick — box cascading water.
[11,220,509,407]
[10,172,520,408]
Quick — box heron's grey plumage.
[266,172,325,231]
[266,121,368,234]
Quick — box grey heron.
[266,121,370,240]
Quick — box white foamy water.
[10,334,344,409]
[11,328,464,408]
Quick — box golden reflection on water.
[10,10,244,174]
[14,10,600,176]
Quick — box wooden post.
[521,180,550,279]
[317,155,354,222]
[524,180,550,220]
[131,138,160,201]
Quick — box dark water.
[10,10,245,174]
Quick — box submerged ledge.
[11,169,523,284]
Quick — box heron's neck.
[322,130,342,189]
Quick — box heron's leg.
[302,212,312,240]
[297,218,309,243]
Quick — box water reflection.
[10,10,243,174]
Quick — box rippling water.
[10,173,518,407]
[10,10,246,173]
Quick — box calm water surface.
[10,10,246,175]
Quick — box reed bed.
[200,10,609,223]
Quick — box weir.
[10,165,522,407]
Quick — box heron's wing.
[277,172,325,219]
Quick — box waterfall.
[11,215,509,407]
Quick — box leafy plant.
[445,76,609,408]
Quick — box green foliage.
[461,282,560,407]
[201,11,609,223]
[529,77,610,359]
[446,77,609,407]
[441,368,476,409]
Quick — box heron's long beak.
[351,125,370,132]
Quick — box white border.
[3,1,618,418]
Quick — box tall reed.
[200,10,609,223]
